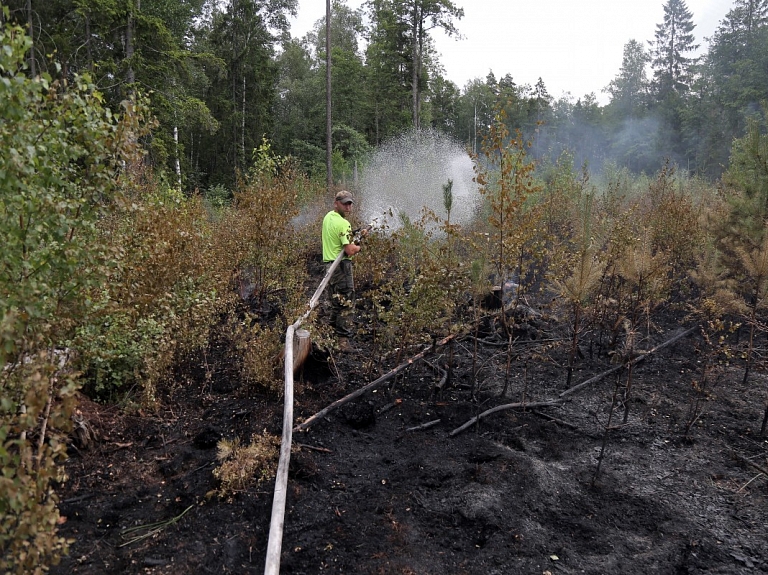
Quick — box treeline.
[3,0,765,187]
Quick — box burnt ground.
[51,287,768,575]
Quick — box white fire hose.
[264,225,368,575]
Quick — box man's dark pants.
[328,259,355,337]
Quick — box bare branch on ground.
[450,326,698,437]
[294,334,457,433]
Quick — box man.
[322,190,365,352]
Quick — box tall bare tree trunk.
[174,124,182,189]
[232,71,237,179]
[232,0,240,178]
[26,0,36,77]
[242,74,246,169]
[410,5,420,129]
[126,0,137,86]
[325,0,332,193]
[85,13,93,71]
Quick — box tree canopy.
[1,0,764,186]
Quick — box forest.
[1,0,763,190]
[3,0,768,573]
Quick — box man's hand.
[352,226,370,246]
[344,241,362,256]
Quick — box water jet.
[359,128,480,232]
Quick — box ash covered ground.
[52,269,768,575]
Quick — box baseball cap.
[335,190,354,204]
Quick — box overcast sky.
[288,0,730,105]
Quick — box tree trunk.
[566,303,581,387]
[26,0,36,77]
[85,13,93,71]
[174,124,181,189]
[410,4,420,129]
[125,0,138,88]
[325,0,333,193]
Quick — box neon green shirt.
[322,210,352,262]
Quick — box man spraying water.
[322,190,367,352]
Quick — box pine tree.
[195,0,297,186]
[649,0,698,98]
[405,0,463,129]
[693,0,768,177]
[708,0,768,75]
[728,0,768,39]
[365,0,412,144]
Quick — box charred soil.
[52,281,768,575]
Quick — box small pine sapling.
[475,108,543,335]
[212,431,280,499]
[683,322,732,440]
[615,230,671,423]
[592,373,624,486]
[552,193,602,387]
[731,232,768,388]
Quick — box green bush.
[205,183,232,209]
[0,19,141,572]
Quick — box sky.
[288,0,730,105]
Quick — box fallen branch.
[737,473,764,493]
[62,493,96,505]
[449,399,565,437]
[183,460,214,477]
[406,419,441,432]
[421,358,448,390]
[294,333,457,433]
[296,443,332,454]
[531,410,579,430]
[732,450,768,477]
[559,326,698,399]
[475,335,510,347]
[449,326,698,438]
[378,400,401,415]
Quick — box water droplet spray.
[358,128,480,232]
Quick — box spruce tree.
[727,0,768,39]
[649,0,698,98]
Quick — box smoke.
[532,99,691,178]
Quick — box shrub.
[212,431,280,499]
[475,108,547,321]
[0,20,141,572]
[73,188,228,404]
